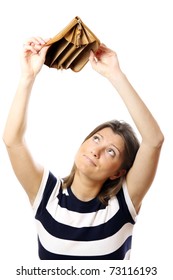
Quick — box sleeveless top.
[33,169,137,259]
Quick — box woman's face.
[74,127,125,184]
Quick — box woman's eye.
[107,148,115,157]
[93,135,100,142]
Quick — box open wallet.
[44,16,100,72]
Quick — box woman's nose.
[91,147,100,158]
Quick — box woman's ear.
[109,169,126,180]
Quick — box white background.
[0,0,172,278]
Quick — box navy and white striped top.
[33,169,137,260]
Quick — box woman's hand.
[21,37,50,78]
[89,43,123,81]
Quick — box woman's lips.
[83,155,97,166]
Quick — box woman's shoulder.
[116,179,137,222]
[32,168,62,212]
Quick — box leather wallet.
[44,16,100,72]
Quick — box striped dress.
[33,169,137,260]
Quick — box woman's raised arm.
[89,44,164,212]
[3,37,49,204]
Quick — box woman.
[3,37,164,259]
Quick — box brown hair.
[62,120,140,205]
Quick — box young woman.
[3,37,164,260]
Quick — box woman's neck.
[71,172,103,202]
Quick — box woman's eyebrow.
[111,144,121,154]
[96,132,103,138]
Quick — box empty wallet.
[44,16,100,72]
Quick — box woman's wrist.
[17,73,36,95]
[19,72,36,85]
[108,70,126,87]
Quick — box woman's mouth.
[83,155,97,166]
